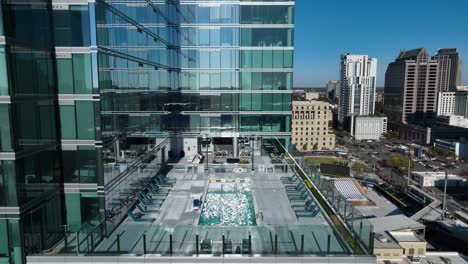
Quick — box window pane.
[252,72,262,90]
[284,50,293,68]
[262,50,272,68]
[241,72,251,90]
[273,50,283,68]
[77,146,97,183]
[0,105,12,151]
[0,47,8,95]
[241,50,251,68]
[59,105,76,139]
[252,50,262,68]
[75,101,95,139]
[57,59,73,94]
[251,94,261,111]
[240,94,251,111]
[73,54,92,94]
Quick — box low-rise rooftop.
[368,215,425,233]
[389,231,425,243]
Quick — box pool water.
[199,182,256,226]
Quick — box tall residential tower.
[339,54,377,123]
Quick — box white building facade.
[339,54,378,123]
[350,116,387,140]
[436,115,468,128]
[437,92,456,116]
[411,172,467,187]
[305,91,320,101]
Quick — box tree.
[313,143,318,150]
[303,143,308,151]
[375,102,384,115]
[433,147,453,157]
[317,97,330,102]
[384,130,400,139]
[337,130,348,137]
[385,153,410,168]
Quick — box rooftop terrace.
[29,140,376,263]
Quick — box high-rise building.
[0,1,296,263]
[292,100,335,151]
[339,54,377,123]
[454,90,468,118]
[326,80,340,99]
[432,48,463,91]
[0,1,67,263]
[384,48,439,124]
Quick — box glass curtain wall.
[53,1,102,234]
[0,1,65,263]
[177,0,294,138]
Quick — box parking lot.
[338,135,467,175]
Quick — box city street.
[336,135,468,211]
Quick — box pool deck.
[151,169,328,227]
[93,156,350,255]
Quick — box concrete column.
[233,137,238,157]
[114,138,120,161]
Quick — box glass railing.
[271,138,374,254]
[49,223,355,257]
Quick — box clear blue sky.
[293,0,468,87]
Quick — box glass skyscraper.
[0,0,294,263]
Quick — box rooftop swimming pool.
[199,182,256,226]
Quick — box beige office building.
[292,101,335,151]
[384,48,439,124]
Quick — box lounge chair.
[288,193,309,201]
[136,204,160,214]
[282,178,299,184]
[138,198,161,207]
[224,239,233,254]
[158,175,176,183]
[150,183,170,193]
[127,211,155,222]
[242,239,250,254]
[148,186,169,196]
[138,195,163,207]
[296,208,320,218]
[291,199,314,208]
[156,175,175,185]
[296,213,315,218]
[142,192,165,202]
[200,239,212,254]
[285,183,303,189]
[294,204,316,214]
[154,178,173,187]
[287,190,306,197]
[280,174,298,181]
[287,185,306,194]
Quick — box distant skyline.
[293,0,468,87]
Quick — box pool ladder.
[255,212,263,221]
